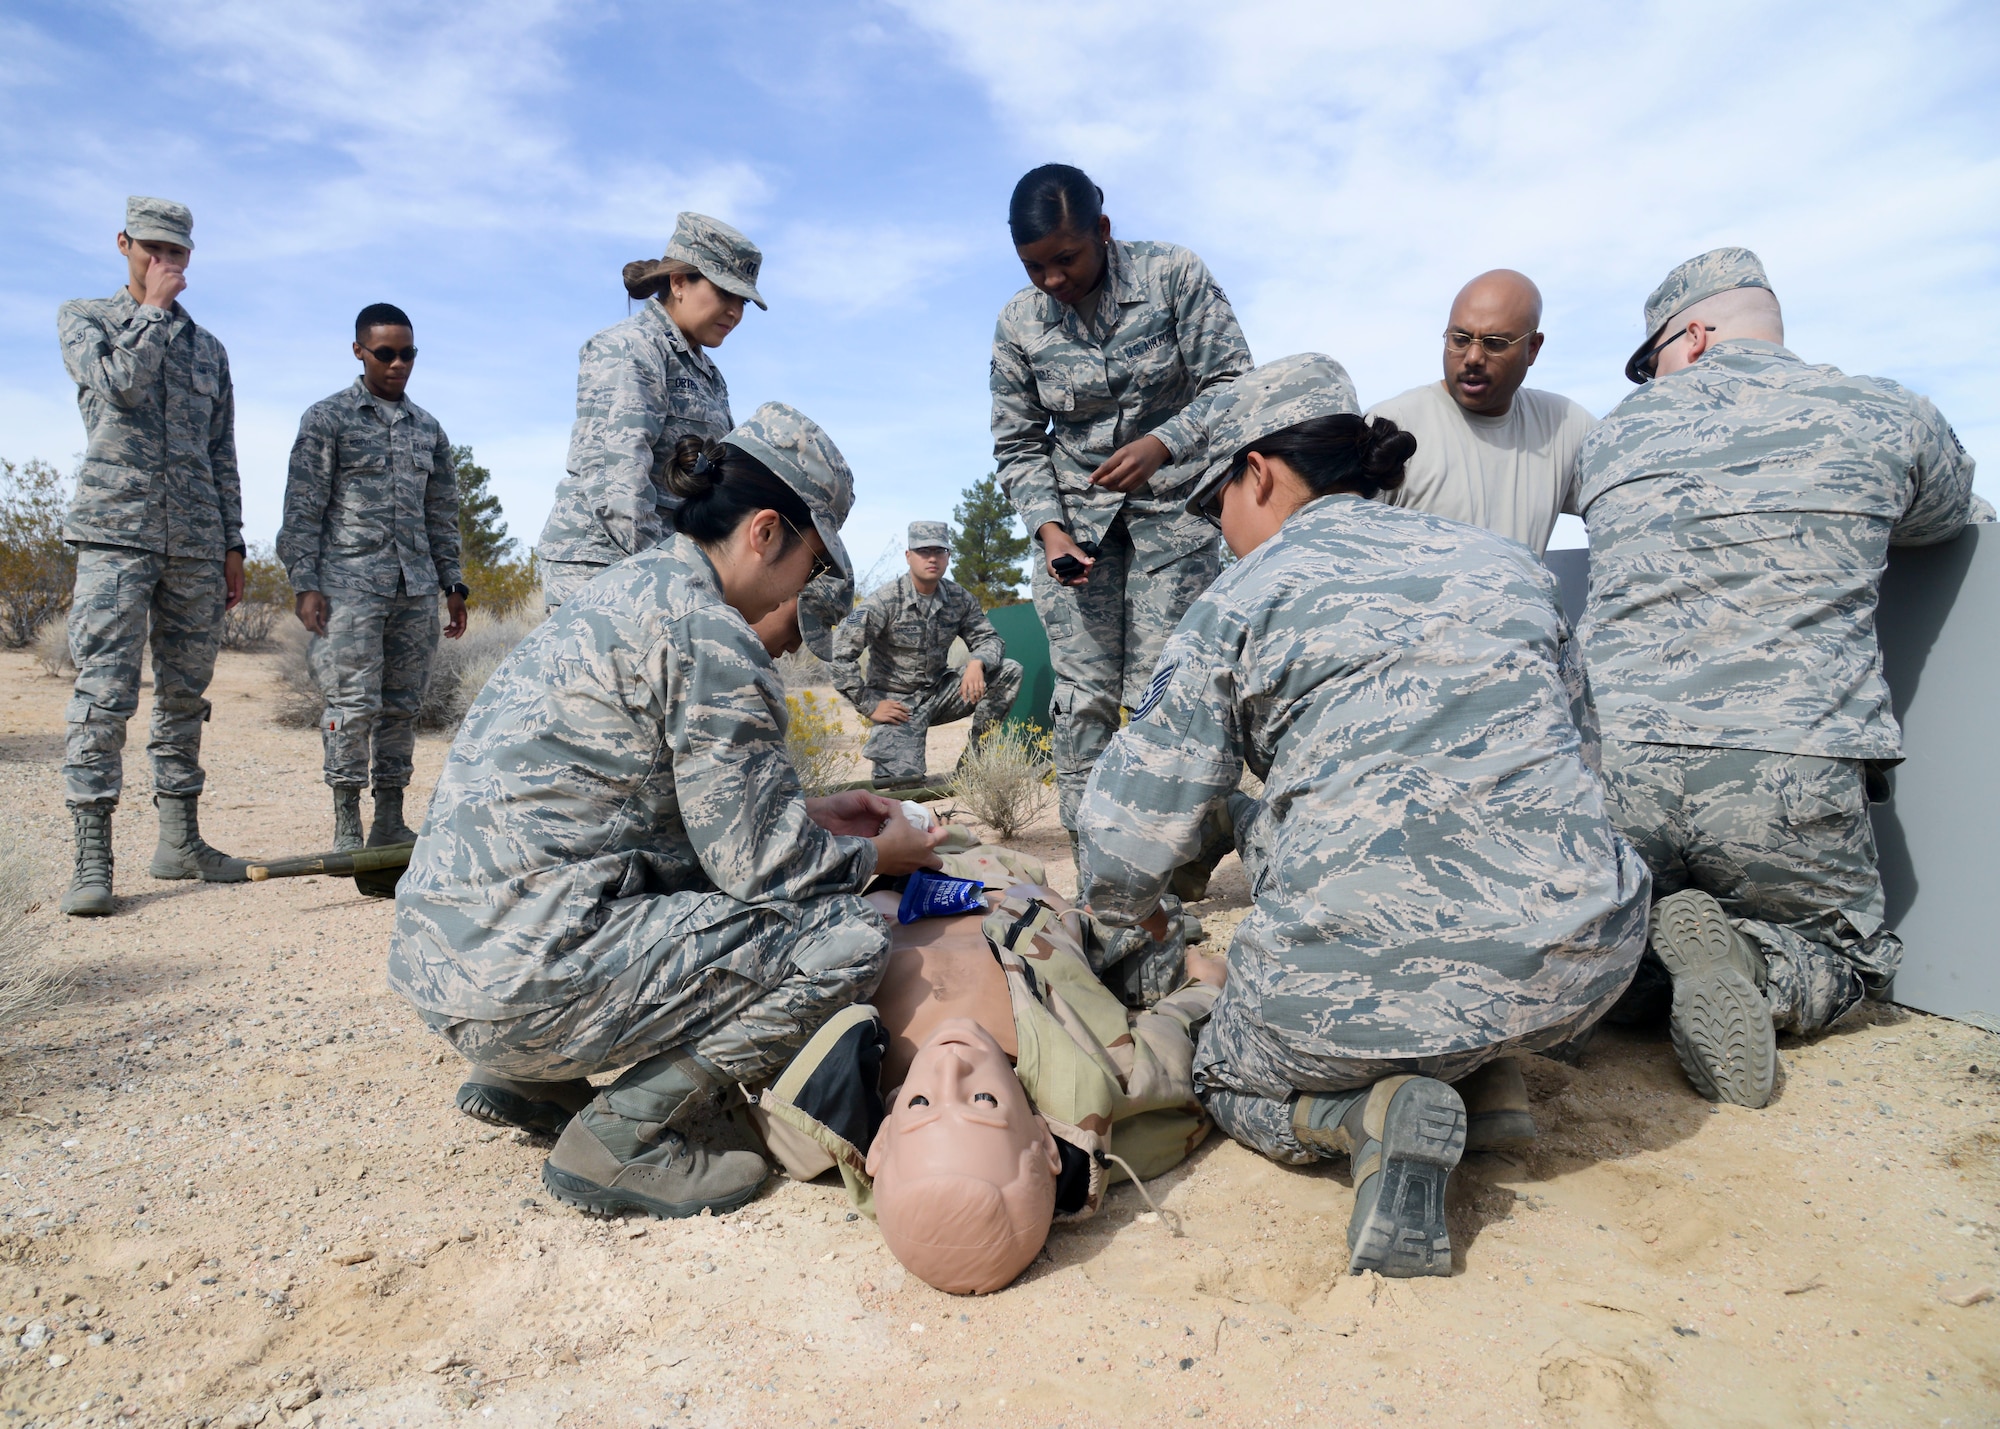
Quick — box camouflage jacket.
[1077,494,1650,1063]
[990,239,1251,569]
[1577,340,1975,760]
[827,574,1007,711]
[57,288,241,557]
[278,378,463,597]
[388,533,876,1020]
[535,299,733,565]
[761,881,1214,1222]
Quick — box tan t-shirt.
[1364,381,1597,556]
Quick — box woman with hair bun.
[1075,354,1651,1280]
[536,212,765,610]
[392,403,946,1222]
[990,163,1252,841]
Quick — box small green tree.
[951,473,1029,609]
[0,459,76,648]
[453,444,514,569]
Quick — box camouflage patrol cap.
[796,571,853,662]
[724,402,854,580]
[1186,353,1360,520]
[907,520,952,552]
[664,211,767,311]
[1624,246,1771,383]
[125,196,194,250]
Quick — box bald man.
[1365,270,1595,556]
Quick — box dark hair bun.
[1359,416,1418,485]
[664,435,725,501]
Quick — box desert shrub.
[463,553,539,616]
[33,615,73,679]
[0,841,67,1034]
[221,546,291,652]
[949,722,1053,839]
[0,458,76,649]
[776,647,832,692]
[785,689,849,796]
[268,603,536,734]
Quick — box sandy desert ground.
[0,643,1995,1429]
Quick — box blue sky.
[4,0,1996,573]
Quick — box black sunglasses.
[364,345,418,364]
[1632,325,1712,381]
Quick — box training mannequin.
[752,857,1217,1293]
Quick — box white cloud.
[898,0,2000,483]
[769,223,977,316]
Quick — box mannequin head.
[866,1018,1060,1294]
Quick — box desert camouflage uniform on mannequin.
[535,213,759,610]
[1582,247,1975,1106]
[55,196,250,915]
[280,377,462,849]
[827,521,1023,784]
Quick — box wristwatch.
[443,582,470,599]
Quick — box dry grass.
[32,613,72,678]
[268,603,539,734]
[0,843,68,1041]
[948,722,1053,840]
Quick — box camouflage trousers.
[62,543,224,809]
[422,890,890,1088]
[1599,740,1885,1035]
[1199,993,1610,1166]
[862,659,1025,784]
[307,587,440,789]
[1032,516,1222,828]
[540,558,606,613]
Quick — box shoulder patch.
[1134,660,1178,723]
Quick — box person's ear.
[1683,320,1713,363]
[1244,452,1277,509]
[750,509,783,561]
[1527,331,1545,365]
[116,232,132,256]
[352,341,366,364]
[1095,214,1111,246]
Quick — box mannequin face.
[869,1020,1057,1192]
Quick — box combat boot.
[331,786,364,853]
[1651,890,1776,1108]
[1455,1057,1535,1152]
[542,1098,766,1219]
[60,807,114,918]
[368,786,419,847]
[1341,1076,1466,1279]
[149,793,249,883]
[455,1068,595,1137]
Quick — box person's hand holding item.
[958,660,986,704]
[806,789,903,837]
[294,591,329,636]
[1036,523,1094,586]
[871,699,911,725]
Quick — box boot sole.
[1652,893,1776,1107]
[60,894,114,917]
[455,1083,579,1137]
[540,1162,764,1220]
[1348,1081,1465,1279]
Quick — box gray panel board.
[1540,532,1998,1025]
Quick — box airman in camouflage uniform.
[991,237,1251,827]
[391,403,926,1221]
[1078,354,1650,1276]
[535,213,762,610]
[1582,247,1975,1106]
[827,520,1023,784]
[55,196,250,916]
[280,306,464,851]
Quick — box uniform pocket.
[1780,759,1867,829]
[1034,372,1075,413]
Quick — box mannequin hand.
[1088,433,1170,493]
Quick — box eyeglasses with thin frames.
[779,514,833,582]
[1444,329,1538,355]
